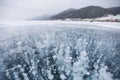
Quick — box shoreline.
[0,20,120,30]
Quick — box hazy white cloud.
[0,0,120,20]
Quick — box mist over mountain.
[32,6,120,20]
[32,15,51,20]
[50,6,120,20]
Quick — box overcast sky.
[0,0,120,20]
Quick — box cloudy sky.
[0,0,120,20]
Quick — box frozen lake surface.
[0,21,120,80]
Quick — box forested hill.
[50,6,120,19]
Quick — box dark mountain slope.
[107,7,120,15]
[51,6,120,19]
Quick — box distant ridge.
[50,6,120,20]
[107,7,120,15]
